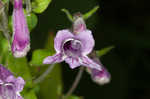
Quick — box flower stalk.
[63,67,84,99]
[26,0,31,15]
[0,1,11,42]
[33,64,55,84]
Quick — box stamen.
[63,39,82,57]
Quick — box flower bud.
[73,13,86,34]
[88,51,111,85]
[12,0,30,58]
[91,67,111,85]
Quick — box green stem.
[0,1,3,9]
[33,64,55,84]
[63,67,84,99]
[26,0,32,15]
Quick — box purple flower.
[12,0,30,58]
[0,64,25,99]
[43,15,101,70]
[87,53,111,85]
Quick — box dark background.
[31,0,150,99]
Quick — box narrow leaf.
[83,6,99,20]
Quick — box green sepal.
[96,46,115,57]
[61,5,99,22]
[83,6,99,20]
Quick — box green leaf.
[96,46,114,57]
[0,34,10,64]
[22,90,38,99]
[26,13,38,31]
[7,54,33,87]
[0,35,9,53]
[30,49,53,66]
[35,32,63,99]
[39,64,63,99]
[1,0,9,4]
[8,15,12,33]
[66,95,83,99]
[6,53,38,99]
[32,0,52,13]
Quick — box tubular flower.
[87,52,111,85]
[0,64,25,99]
[43,14,101,70]
[12,0,30,58]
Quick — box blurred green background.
[29,0,150,99]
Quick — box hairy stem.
[26,0,31,15]
[33,64,55,84]
[63,67,84,99]
[0,1,3,9]
[0,3,11,42]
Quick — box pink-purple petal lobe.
[91,68,111,85]
[0,79,3,83]
[0,84,16,99]
[0,65,12,81]
[15,77,25,92]
[17,95,23,99]
[64,57,81,69]
[43,53,63,64]
[75,30,95,55]
[0,64,25,99]
[54,29,74,53]
[14,0,22,9]
[81,56,101,70]
[5,76,25,92]
[5,75,15,83]
[87,52,111,85]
